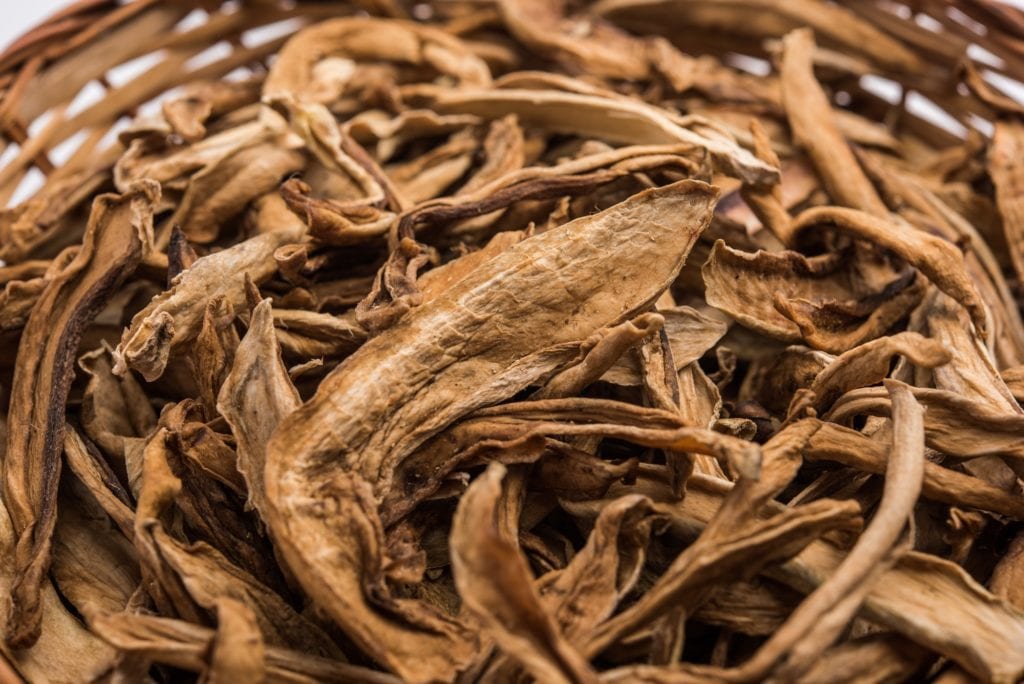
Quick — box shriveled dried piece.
[703,241,923,352]
[578,421,818,652]
[93,613,401,684]
[133,427,342,659]
[457,115,526,195]
[218,299,300,521]
[168,142,305,244]
[162,79,262,143]
[739,119,790,240]
[263,180,718,680]
[829,385,1024,462]
[922,290,1019,413]
[0,258,62,331]
[277,97,404,232]
[537,314,665,398]
[498,0,650,78]
[780,28,887,216]
[703,381,924,681]
[773,549,1024,682]
[50,476,139,623]
[113,220,306,382]
[0,169,108,264]
[436,88,778,185]
[62,426,135,538]
[792,207,988,339]
[3,181,157,649]
[358,145,705,333]
[263,17,491,105]
[583,494,862,659]
[0,489,115,682]
[537,494,657,643]
[115,121,274,207]
[271,308,367,358]
[615,468,1024,681]
[805,420,1024,519]
[388,398,760,522]
[794,634,931,684]
[776,273,927,354]
[78,345,156,464]
[692,580,796,636]
[191,297,239,420]
[791,332,950,415]
[452,463,598,684]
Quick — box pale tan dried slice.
[436,88,778,185]
[922,290,1019,413]
[792,207,988,339]
[602,307,728,386]
[263,180,718,680]
[218,299,300,521]
[113,221,306,382]
[3,180,158,649]
[451,463,598,684]
[50,476,138,623]
[168,142,304,244]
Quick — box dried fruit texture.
[3,3,1024,683]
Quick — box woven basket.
[0,0,1021,216]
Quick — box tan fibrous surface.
[1,1,1024,682]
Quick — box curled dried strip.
[3,181,158,649]
[791,332,950,416]
[263,18,492,104]
[498,0,651,79]
[805,418,1024,519]
[780,28,887,216]
[792,207,988,339]
[703,241,923,352]
[436,88,778,185]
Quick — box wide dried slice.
[263,180,719,681]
